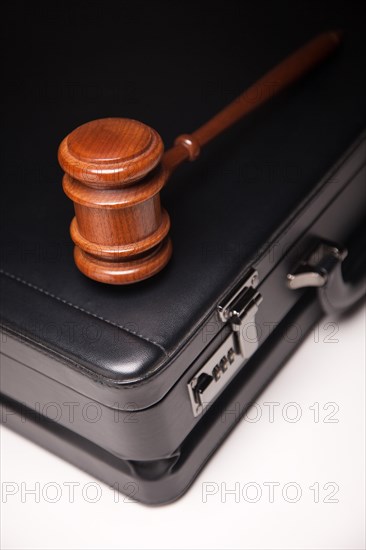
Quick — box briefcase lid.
[1,6,365,408]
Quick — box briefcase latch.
[218,268,263,358]
[188,269,262,417]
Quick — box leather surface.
[1,2,366,386]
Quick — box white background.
[1,303,365,550]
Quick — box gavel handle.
[163,31,343,173]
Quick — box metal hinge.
[188,269,263,417]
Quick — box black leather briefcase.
[1,3,365,504]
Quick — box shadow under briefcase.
[1,3,365,504]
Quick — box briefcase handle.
[287,228,366,315]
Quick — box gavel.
[58,31,342,284]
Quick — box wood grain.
[59,118,164,188]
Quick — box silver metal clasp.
[218,268,263,359]
[188,269,263,417]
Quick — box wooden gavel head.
[58,118,173,284]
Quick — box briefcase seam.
[0,269,168,355]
